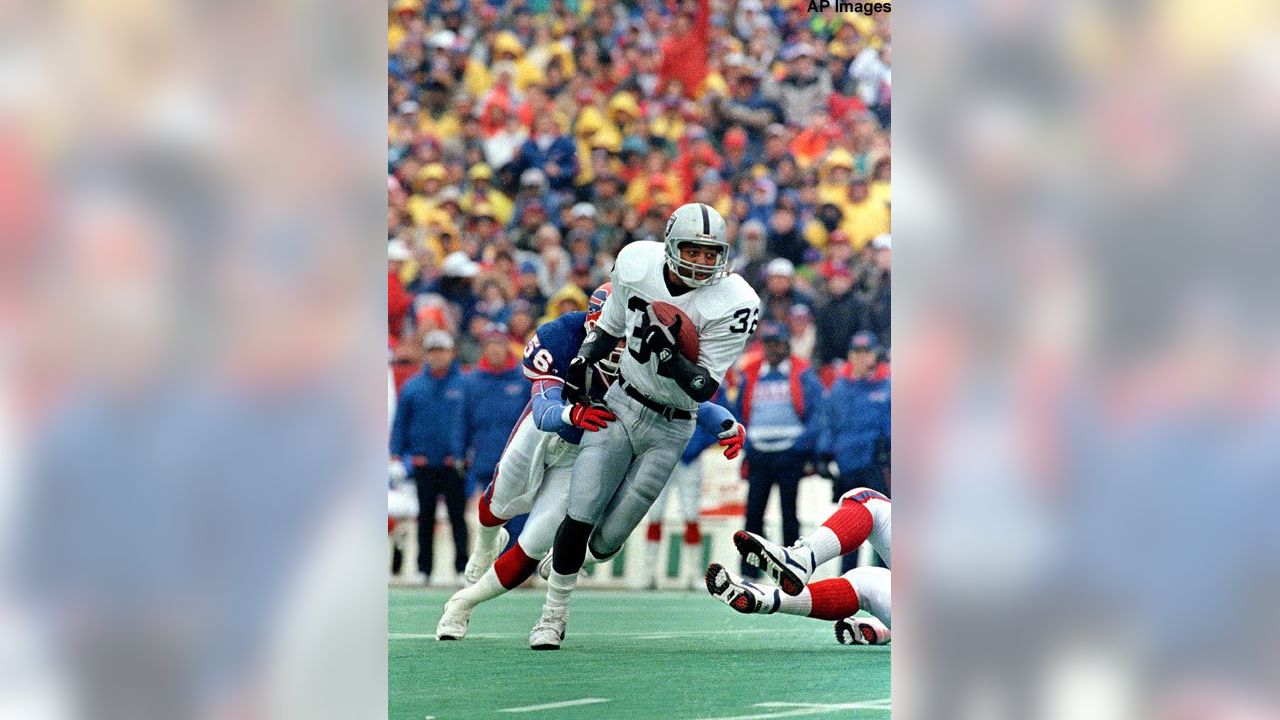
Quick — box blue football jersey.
[521,311,609,444]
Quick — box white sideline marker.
[695,699,891,720]
[499,698,612,714]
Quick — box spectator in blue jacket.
[509,114,577,196]
[731,321,824,578]
[816,330,891,570]
[463,327,529,498]
[390,330,469,584]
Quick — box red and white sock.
[494,542,538,589]
[774,578,862,620]
[453,542,539,608]
[800,499,874,568]
[475,485,508,548]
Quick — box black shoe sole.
[705,563,730,595]
[530,644,561,651]
[835,619,853,645]
[733,531,805,596]
[705,563,759,614]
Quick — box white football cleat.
[464,527,508,585]
[528,606,568,650]
[435,597,474,641]
[835,616,891,646]
[704,563,779,614]
[732,531,816,596]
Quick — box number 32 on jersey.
[729,307,759,335]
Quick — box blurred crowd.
[388,0,892,385]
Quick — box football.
[649,301,700,362]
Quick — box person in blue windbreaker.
[731,321,825,578]
[816,330,890,570]
[390,329,469,584]
[463,327,530,499]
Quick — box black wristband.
[663,353,719,402]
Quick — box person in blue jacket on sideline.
[390,329,468,584]
[816,331,890,570]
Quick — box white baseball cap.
[441,251,480,278]
[388,239,410,262]
[871,234,892,250]
[570,202,597,219]
[423,330,454,351]
[765,257,795,277]
[428,30,456,49]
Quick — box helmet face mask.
[664,203,729,287]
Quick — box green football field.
[389,587,890,719]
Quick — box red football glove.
[566,403,617,432]
[717,422,746,460]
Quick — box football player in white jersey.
[529,203,761,650]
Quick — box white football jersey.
[594,241,760,410]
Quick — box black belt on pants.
[618,376,693,421]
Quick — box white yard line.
[498,698,611,713]
[390,628,799,641]
[694,699,891,720]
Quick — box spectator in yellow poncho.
[572,107,609,188]
[816,148,856,208]
[538,283,589,327]
[461,164,513,225]
[407,163,446,227]
[490,31,544,93]
[838,174,891,251]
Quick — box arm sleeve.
[798,370,824,453]
[530,379,571,433]
[726,372,743,421]
[694,0,710,37]
[390,383,413,457]
[695,401,735,436]
[816,389,833,456]
[578,327,624,365]
[461,377,476,462]
[881,387,892,441]
[451,379,468,461]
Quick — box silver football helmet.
[664,202,730,287]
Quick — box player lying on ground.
[706,487,892,645]
[530,203,760,650]
[435,283,744,640]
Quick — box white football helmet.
[664,202,730,287]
